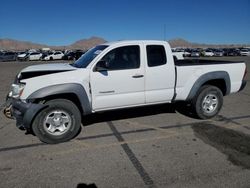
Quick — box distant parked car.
[0,52,17,62]
[41,51,53,60]
[27,52,43,61]
[190,50,200,57]
[62,50,85,60]
[230,49,240,56]
[203,49,214,57]
[62,51,74,60]
[213,49,224,57]
[224,49,240,56]
[240,49,250,56]
[174,49,191,57]
[44,51,64,60]
[183,50,191,57]
[17,52,29,61]
[0,51,4,57]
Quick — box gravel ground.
[0,57,250,188]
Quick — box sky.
[0,0,250,45]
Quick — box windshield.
[72,45,108,68]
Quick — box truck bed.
[174,59,246,101]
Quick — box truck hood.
[18,63,77,80]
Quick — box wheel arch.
[27,83,92,115]
[186,71,231,101]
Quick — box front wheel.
[192,85,223,119]
[32,99,81,144]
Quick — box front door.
[90,45,145,111]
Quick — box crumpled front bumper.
[3,97,47,130]
[3,99,13,119]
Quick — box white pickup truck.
[4,40,247,144]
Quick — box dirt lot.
[0,57,250,188]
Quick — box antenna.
[163,24,166,41]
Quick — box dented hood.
[17,63,78,80]
[20,63,77,73]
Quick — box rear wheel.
[32,99,81,144]
[191,85,223,119]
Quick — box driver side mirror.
[95,60,109,72]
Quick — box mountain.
[0,39,49,50]
[70,37,106,50]
[0,37,248,51]
[168,38,192,48]
[168,38,248,48]
[0,36,106,51]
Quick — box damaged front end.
[3,96,47,131]
[3,79,47,131]
[2,64,77,132]
[4,105,13,119]
[3,98,14,119]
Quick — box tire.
[191,85,223,119]
[50,57,53,61]
[32,99,81,144]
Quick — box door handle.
[99,90,115,94]
[132,74,144,78]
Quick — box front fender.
[27,83,92,115]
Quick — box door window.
[146,45,167,67]
[101,46,140,70]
